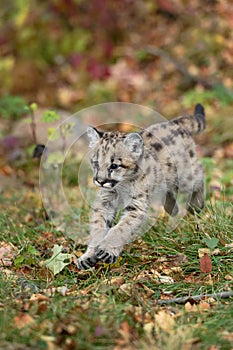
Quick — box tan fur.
[78,104,206,269]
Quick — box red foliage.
[200,254,212,273]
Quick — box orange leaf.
[30,293,50,302]
[200,253,212,273]
[14,312,35,329]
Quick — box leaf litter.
[43,244,73,275]
[0,2,232,348]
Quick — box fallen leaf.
[202,237,219,250]
[40,335,56,342]
[41,287,56,296]
[225,242,233,249]
[143,322,154,336]
[203,274,213,285]
[65,324,77,335]
[110,276,125,288]
[0,242,17,266]
[208,345,218,350]
[223,142,233,158]
[30,293,50,302]
[44,245,72,275]
[185,302,199,313]
[0,165,14,176]
[37,302,49,314]
[199,301,210,310]
[154,310,175,333]
[212,248,221,255]
[141,284,155,298]
[56,286,68,296]
[200,253,212,273]
[126,305,152,325]
[117,320,137,345]
[14,312,35,329]
[224,274,233,281]
[158,275,174,284]
[221,331,233,342]
[198,248,211,258]
[119,283,132,297]
[185,301,210,313]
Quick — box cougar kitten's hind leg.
[164,191,179,216]
[186,182,205,214]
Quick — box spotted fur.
[78,104,206,269]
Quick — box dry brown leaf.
[56,286,68,296]
[185,301,210,313]
[185,302,199,313]
[0,165,14,176]
[134,269,152,281]
[119,283,132,297]
[30,293,51,302]
[142,284,155,298]
[212,248,221,255]
[221,331,233,342]
[40,336,57,350]
[135,269,175,284]
[0,242,17,266]
[199,301,211,310]
[154,310,175,333]
[223,142,233,158]
[37,302,49,313]
[208,345,218,350]
[198,248,211,258]
[143,322,155,337]
[110,276,125,288]
[224,274,233,281]
[41,287,57,296]
[125,305,152,324]
[116,320,137,348]
[158,275,175,284]
[203,274,213,286]
[14,312,35,329]
[200,254,212,273]
[0,268,18,282]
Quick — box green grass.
[0,152,232,350]
[0,191,232,349]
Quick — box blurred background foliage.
[0,0,232,184]
[0,0,232,116]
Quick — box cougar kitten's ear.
[87,127,101,148]
[124,133,143,157]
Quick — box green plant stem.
[30,108,37,144]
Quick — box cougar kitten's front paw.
[95,248,118,264]
[95,242,122,264]
[77,249,99,270]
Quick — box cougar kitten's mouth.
[94,179,118,188]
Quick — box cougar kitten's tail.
[173,103,206,135]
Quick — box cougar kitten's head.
[87,127,143,189]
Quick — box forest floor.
[0,1,233,349]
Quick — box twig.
[144,46,214,89]
[29,107,37,144]
[157,291,233,305]
[60,125,67,154]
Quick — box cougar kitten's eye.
[110,163,119,170]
